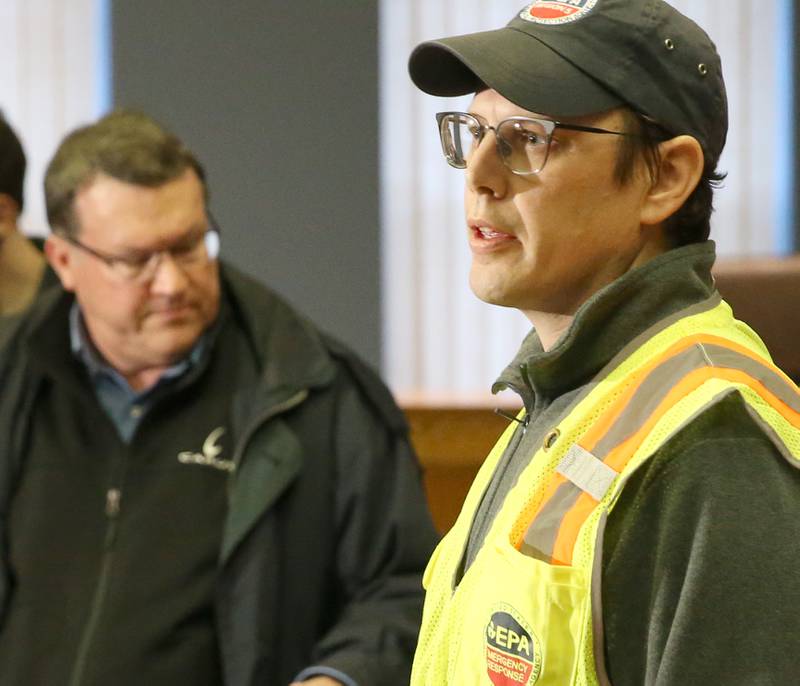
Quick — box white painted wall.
[0,0,110,236]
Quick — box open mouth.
[474,226,511,240]
[470,224,518,249]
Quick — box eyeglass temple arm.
[207,210,222,236]
[555,122,631,137]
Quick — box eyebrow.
[466,111,557,123]
[117,223,207,258]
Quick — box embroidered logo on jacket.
[177,426,235,472]
[485,605,542,685]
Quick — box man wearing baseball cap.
[408,1,800,684]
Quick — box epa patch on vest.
[485,605,542,685]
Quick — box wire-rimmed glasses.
[436,111,634,175]
[60,213,221,283]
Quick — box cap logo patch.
[485,605,542,685]
[519,0,597,25]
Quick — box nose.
[465,129,508,199]
[148,251,189,295]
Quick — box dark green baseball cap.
[408,0,728,165]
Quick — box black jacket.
[0,264,438,685]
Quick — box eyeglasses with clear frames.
[436,111,635,175]
[60,213,222,284]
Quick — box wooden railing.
[400,393,518,534]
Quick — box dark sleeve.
[602,394,800,686]
[308,349,440,685]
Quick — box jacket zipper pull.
[104,488,121,548]
[494,407,526,426]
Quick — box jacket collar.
[494,242,717,412]
[220,264,336,411]
[7,263,337,421]
[217,265,340,564]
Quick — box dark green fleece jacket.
[466,241,800,685]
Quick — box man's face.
[47,168,220,377]
[464,89,660,319]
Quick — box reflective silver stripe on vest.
[556,444,618,500]
[521,341,800,561]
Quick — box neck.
[525,229,671,351]
[523,311,574,352]
[88,335,172,392]
[0,228,46,315]
[81,323,188,394]
[125,366,171,393]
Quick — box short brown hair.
[613,109,726,247]
[45,109,207,236]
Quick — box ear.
[640,135,704,227]
[44,234,78,292]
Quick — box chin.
[472,288,508,308]
[152,331,203,362]
[470,277,515,308]
[470,264,519,302]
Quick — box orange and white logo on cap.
[520,0,598,25]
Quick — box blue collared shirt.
[69,303,209,443]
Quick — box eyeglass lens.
[439,114,551,174]
[116,229,220,282]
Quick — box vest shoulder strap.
[517,334,800,566]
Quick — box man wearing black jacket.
[0,109,437,686]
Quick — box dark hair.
[614,109,726,247]
[0,112,26,212]
[44,109,207,237]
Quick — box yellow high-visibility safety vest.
[411,294,800,686]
